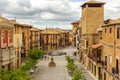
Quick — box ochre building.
[42,28,70,51]
[0,17,15,70]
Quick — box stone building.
[42,28,69,51]
[78,0,105,80]
[54,28,70,47]
[0,17,16,70]
[71,21,79,47]
[68,31,73,46]
[14,23,32,62]
[30,27,41,50]
[100,19,120,80]
[12,20,23,68]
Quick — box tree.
[9,69,30,80]
[66,62,76,74]
[21,59,36,70]
[29,48,45,60]
[0,69,10,80]
[72,69,86,80]
[65,55,73,63]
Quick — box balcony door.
[105,56,107,69]
[116,59,119,74]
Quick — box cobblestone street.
[32,46,95,80]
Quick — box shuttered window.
[117,28,120,39]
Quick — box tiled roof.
[102,18,120,27]
[42,28,67,34]
[14,22,32,28]
[54,28,69,33]
[0,16,14,24]
[30,27,42,31]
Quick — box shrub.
[21,59,36,70]
[65,55,73,63]
[66,62,76,73]
[72,69,86,80]
[29,49,45,60]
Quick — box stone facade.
[0,17,16,70]
[14,23,32,63]
[77,0,120,80]
[77,1,106,80]
[42,28,70,51]
[101,21,120,80]
[71,21,79,47]
[30,27,41,50]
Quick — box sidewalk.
[75,60,96,80]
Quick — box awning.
[91,42,103,49]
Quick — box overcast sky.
[0,0,120,29]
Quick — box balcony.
[0,48,15,65]
[93,58,101,63]
[35,34,38,36]
[8,43,13,47]
[112,68,119,77]
[101,61,106,68]
[1,43,7,48]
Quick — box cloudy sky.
[0,0,120,29]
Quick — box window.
[110,28,112,33]
[117,28,120,39]
[116,59,119,74]
[1,35,4,47]
[104,72,106,80]
[105,56,107,69]
[110,55,112,64]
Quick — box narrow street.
[31,46,95,80]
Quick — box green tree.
[9,69,30,80]
[29,49,45,60]
[66,62,76,74]
[0,69,10,80]
[0,68,30,80]
[21,59,36,70]
[65,55,73,63]
[72,69,86,80]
